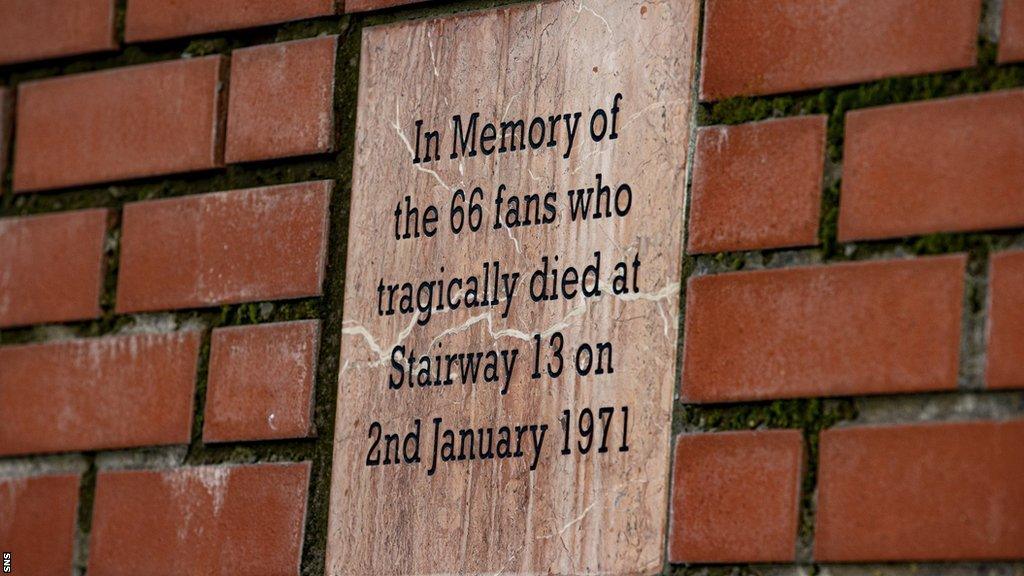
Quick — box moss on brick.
[675,398,856,433]
[275,17,349,43]
[817,181,841,257]
[73,457,98,574]
[701,42,1024,137]
[182,38,233,57]
[667,565,778,576]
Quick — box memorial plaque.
[327,0,698,573]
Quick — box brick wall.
[0,1,1022,575]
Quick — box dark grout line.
[73,455,97,576]
[297,14,360,575]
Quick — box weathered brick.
[116,181,332,313]
[0,0,116,65]
[344,0,426,13]
[700,0,980,100]
[204,320,320,443]
[1000,0,1024,63]
[0,474,80,576]
[816,420,1024,562]
[987,250,1024,390]
[840,90,1024,241]
[669,430,803,563]
[126,0,337,42]
[687,116,825,254]
[0,332,199,456]
[14,57,225,193]
[682,256,965,403]
[89,463,310,575]
[0,209,108,328]
[226,36,338,163]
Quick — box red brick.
[344,0,426,13]
[682,256,965,403]
[1000,0,1024,63]
[0,209,108,328]
[13,57,225,193]
[0,0,116,65]
[0,474,80,576]
[669,430,803,564]
[816,420,1024,562]
[0,332,199,456]
[204,320,320,443]
[688,116,825,254]
[117,181,331,313]
[89,463,310,575]
[126,0,337,42]
[226,36,337,163]
[840,91,1024,241]
[700,0,980,100]
[987,250,1024,390]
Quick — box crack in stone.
[576,0,612,34]
[391,102,451,192]
[341,281,679,371]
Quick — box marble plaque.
[327,0,698,573]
